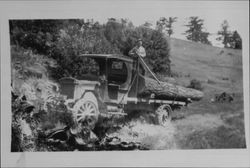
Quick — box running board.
[100,112,127,117]
[107,112,127,116]
[126,97,187,106]
[106,105,126,115]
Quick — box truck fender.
[80,90,106,114]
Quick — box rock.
[75,137,86,145]
[214,92,234,103]
[20,119,32,136]
[89,131,98,142]
[47,126,70,141]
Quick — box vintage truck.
[59,54,190,129]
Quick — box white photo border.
[1,0,249,167]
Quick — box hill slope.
[168,38,243,94]
[166,38,245,149]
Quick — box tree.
[156,17,166,32]
[145,29,171,74]
[142,21,153,28]
[217,20,231,48]
[166,17,177,37]
[133,27,171,74]
[10,18,172,78]
[229,31,242,49]
[9,20,63,55]
[103,18,128,53]
[184,16,211,45]
[52,20,120,79]
[156,17,177,37]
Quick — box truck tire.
[155,104,172,126]
[73,92,99,130]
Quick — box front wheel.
[155,104,172,126]
[73,92,99,130]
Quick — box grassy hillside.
[167,38,245,149]
[169,37,243,93]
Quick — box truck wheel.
[155,104,172,126]
[73,92,99,130]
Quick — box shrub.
[188,79,203,90]
[222,77,229,81]
[170,71,182,78]
[207,79,216,84]
[219,50,224,55]
[11,92,37,152]
[11,46,57,79]
[11,89,75,151]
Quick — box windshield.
[107,58,128,85]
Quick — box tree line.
[9,17,242,80]
[154,16,242,49]
[10,18,171,79]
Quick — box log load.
[138,76,204,101]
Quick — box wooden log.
[139,76,204,101]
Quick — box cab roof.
[79,54,133,62]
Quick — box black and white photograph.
[1,0,249,167]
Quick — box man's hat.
[137,38,142,42]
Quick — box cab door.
[106,58,129,102]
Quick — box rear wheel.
[73,92,99,130]
[155,104,172,126]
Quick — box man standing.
[129,38,146,58]
[129,38,146,76]
[129,38,161,84]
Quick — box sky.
[66,0,249,47]
[0,0,248,47]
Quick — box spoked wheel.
[155,104,172,126]
[73,92,99,130]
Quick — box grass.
[168,38,245,149]
[178,124,246,149]
[173,92,246,149]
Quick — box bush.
[170,71,182,78]
[188,79,203,90]
[42,95,75,131]
[11,89,75,152]
[11,46,57,79]
[11,92,37,152]
[207,79,216,84]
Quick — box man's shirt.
[129,46,146,58]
